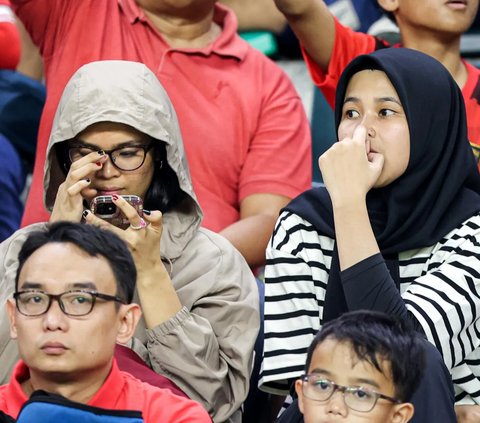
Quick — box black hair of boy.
[305,311,426,403]
[14,221,136,303]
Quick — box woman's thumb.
[143,210,163,229]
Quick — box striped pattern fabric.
[259,211,480,404]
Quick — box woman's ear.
[378,0,400,14]
[391,402,414,423]
[116,303,142,345]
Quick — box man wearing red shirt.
[274,0,480,170]
[0,222,211,423]
[12,0,312,268]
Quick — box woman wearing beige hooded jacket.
[0,60,260,423]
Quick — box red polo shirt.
[304,16,480,169]
[14,0,312,232]
[0,359,211,422]
[0,0,21,70]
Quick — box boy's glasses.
[301,375,401,412]
[68,144,154,171]
[13,290,126,316]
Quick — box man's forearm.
[220,214,277,268]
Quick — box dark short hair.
[304,311,426,402]
[15,222,136,303]
[55,139,186,214]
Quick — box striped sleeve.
[402,216,480,401]
[259,211,334,394]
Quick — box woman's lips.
[96,189,123,195]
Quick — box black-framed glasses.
[68,144,154,171]
[13,290,126,317]
[301,375,401,413]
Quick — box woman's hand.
[456,405,480,423]
[82,195,163,276]
[49,151,107,224]
[84,196,183,327]
[319,125,384,207]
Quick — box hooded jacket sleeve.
[144,230,260,423]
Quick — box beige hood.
[43,60,203,259]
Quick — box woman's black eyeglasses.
[68,144,154,171]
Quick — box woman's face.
[67,122,156,205]
[337,70,410,188]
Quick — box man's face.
[382,0,478,36]
[7,242,133,380]
[295,339,413,423]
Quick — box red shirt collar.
[118,0,248,61]
[5,359,125,417]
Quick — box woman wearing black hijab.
[259,48,480,422]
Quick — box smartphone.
[90,195,143,229]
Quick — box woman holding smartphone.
[260,49,480,422]
[0,60,259,423]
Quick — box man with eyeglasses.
[0,221,211,422]
[282,311,452,423]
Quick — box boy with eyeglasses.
[0,222,211,422]
[294,311,427,423]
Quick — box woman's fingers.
[143,210,163,232]
[352,125,367,144]
[82,210,124,237]
[111,195,143,227]
[69,149,107,173]
[66,179,92,197]
[67,159,106,186]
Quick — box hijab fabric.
[284,48,480,322]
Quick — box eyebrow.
[20,282,43,290]
[351,377,381,390]
[310,367,382,390]
[71,139,144,149]
[19,281,99,291]
[310,367,332,376]
[67,282,98,291]
[343,96,402,107]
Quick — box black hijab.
[284,48,480,322]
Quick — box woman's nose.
[97,155,121,178]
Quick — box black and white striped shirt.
[259,211,480,404]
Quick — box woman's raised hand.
[49,151,108,224]
[319,125,384,207]
[82,195,163,275]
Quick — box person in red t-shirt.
[274,0,480,172]
[0,222,211,423]
[11,0,312,269]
